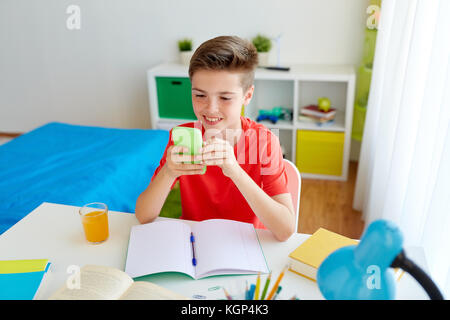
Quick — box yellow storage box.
[296,130,344,176]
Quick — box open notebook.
[125,219,269,279]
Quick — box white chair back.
[283,159,301,233]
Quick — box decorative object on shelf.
[263,66,290,71]
[265,34,291,72]
[252,34,272,67]
[317,219,444,300]
[298,115,335,127]
[301,104,336,118]
[178,38,193,66]
[256,107,292,124]
[257,112,278,124]
[273,34,282,68]
[299,104,336,126]
[317,97,331,112]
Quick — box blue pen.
[190,232,197,266]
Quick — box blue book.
[0,259,51,300]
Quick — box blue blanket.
[0,122,169,235]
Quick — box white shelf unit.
[147,63,355,181]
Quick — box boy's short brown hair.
[188,36,258,92]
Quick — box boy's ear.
[243,85,254,106]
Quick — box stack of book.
[299,104,336,126]
[287,228,404,282]
[288,228,357,281]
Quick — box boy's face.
[191,70,254,133]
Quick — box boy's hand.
[196,137,241,178]
[164,145,206,179]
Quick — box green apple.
[318,97,331,112]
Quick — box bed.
[0,122,169,235]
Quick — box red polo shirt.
[152,116,289,229]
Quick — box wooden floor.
[297,161,365,239]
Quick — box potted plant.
[178,38,193,65]
[252,34,272,67]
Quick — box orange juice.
[81,210,109,243]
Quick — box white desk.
[0,202,429,300]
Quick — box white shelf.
[147,62,355,180]
[255,64,355,81]
[148,63,188,77]
[252,119,294,130]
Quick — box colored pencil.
[254,273,261,300]
[223,287,233,300]
[260,272,272,300]
[272,286,282,300]
[266,266,288,300]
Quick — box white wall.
[0,0,369,132]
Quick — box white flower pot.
[179,51,193,66]
[258,52,270,67]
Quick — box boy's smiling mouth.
[203,115,223,125]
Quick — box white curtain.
[354,0,450,298]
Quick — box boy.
[136,36,295,241]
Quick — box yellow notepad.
[0,259,51,300]
[0,259,49,274]
[288,228,358,281]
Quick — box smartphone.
[172,127,207,174]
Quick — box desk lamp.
[316,219,444,300]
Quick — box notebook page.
[192,219,269,279]
[125,220,195,279]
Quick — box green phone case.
[172,127,207,174]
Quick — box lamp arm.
[391,250,444,300]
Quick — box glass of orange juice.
[79,202,109,244]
